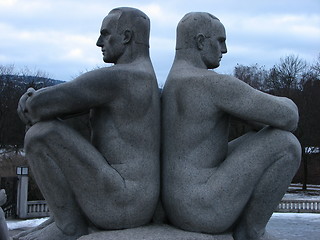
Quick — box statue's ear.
[196,33,205,50]
[123,30,132,44]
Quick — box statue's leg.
[12,217,54,240]
[230,128,301,240]
[23,120,91,239]
[206,127,301,239]
[24,120,126,230]
[0,208,9,240]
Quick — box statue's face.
[201,20,227,69]
[96,15,125,63]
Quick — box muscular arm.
[212,74,298,132]
[19,67,119,125]
[230,116,267,132]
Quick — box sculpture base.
[78,224,233,240]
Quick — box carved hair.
[176,12,220,50]
[109,7,150,47]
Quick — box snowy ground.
[6,213,320,240]
[283,192,320,200]
[267,213,320,240]
[5,190,320,239]
[7,217,48,231]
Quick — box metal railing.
[3,204,15,218]
[277,199,320,213]
[24,199,320,217]
[26,200,50,218]
[6,199,320,219]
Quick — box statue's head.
[176,12,227,69]
[96,7,150,63]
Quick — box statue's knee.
[25,121,59,150]
[286,132,301,168]
[270,129,301,167]
[0,209,5,219]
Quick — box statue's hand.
[0,189,7,206]
[17,88,36,127]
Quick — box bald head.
[176,12,221,50]
[108,7,150,47]
[174,12,227,69]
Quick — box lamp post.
[16,166,29,219]
[16,167,29,176]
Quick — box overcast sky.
[0,0,319,86]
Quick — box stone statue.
[161,12,301,240]
[0,189,9,240]
[17,7,160,240]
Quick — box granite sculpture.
[16,7,301,240]
[161,12,301,240]
[16,7,160,240]
[0,189,9,240]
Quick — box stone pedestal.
[78,224,233,240]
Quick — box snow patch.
[6,217,48,230]
[272,212,320,220]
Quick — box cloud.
[0,22,97,55]
[0,0,319,82]
[239,14,320,36]
[0,0,52,16]
[151,37,175,51]
[0,21,102,80]
[0,55,9,62]
[139,3,181,26]
[221,12,320,66]
[0,0,17,7]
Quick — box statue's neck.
[116,44,150,64]
[174,49,207,69]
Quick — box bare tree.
[297,77,320,189]
[0,65,22,149]
[19,66,50,90]
[233,64,268,91]
[233,54,320,187]
[311,53,320,76]
[265,55,307,91]
[0,65,52,148]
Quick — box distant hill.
[0,74,65,148]
[0,74,65,90]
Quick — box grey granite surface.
[78,224,233,240]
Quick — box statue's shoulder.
[112,60,155,77]
[87,64,140,81]
[203,72,239,86]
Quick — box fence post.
[16,167,29,219]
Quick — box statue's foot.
[259,231,278,240]
[17,222,86,240]
[233,228,278,240]
[13,217,54,240]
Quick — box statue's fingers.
[27,87,36,96]
[18,92,29,111]
[25,124,31,132]
[17,103,30,124]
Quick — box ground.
[6,188,320,240]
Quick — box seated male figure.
[17,7,160,240]
[0,189,9,240]
[161,12,301,240]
